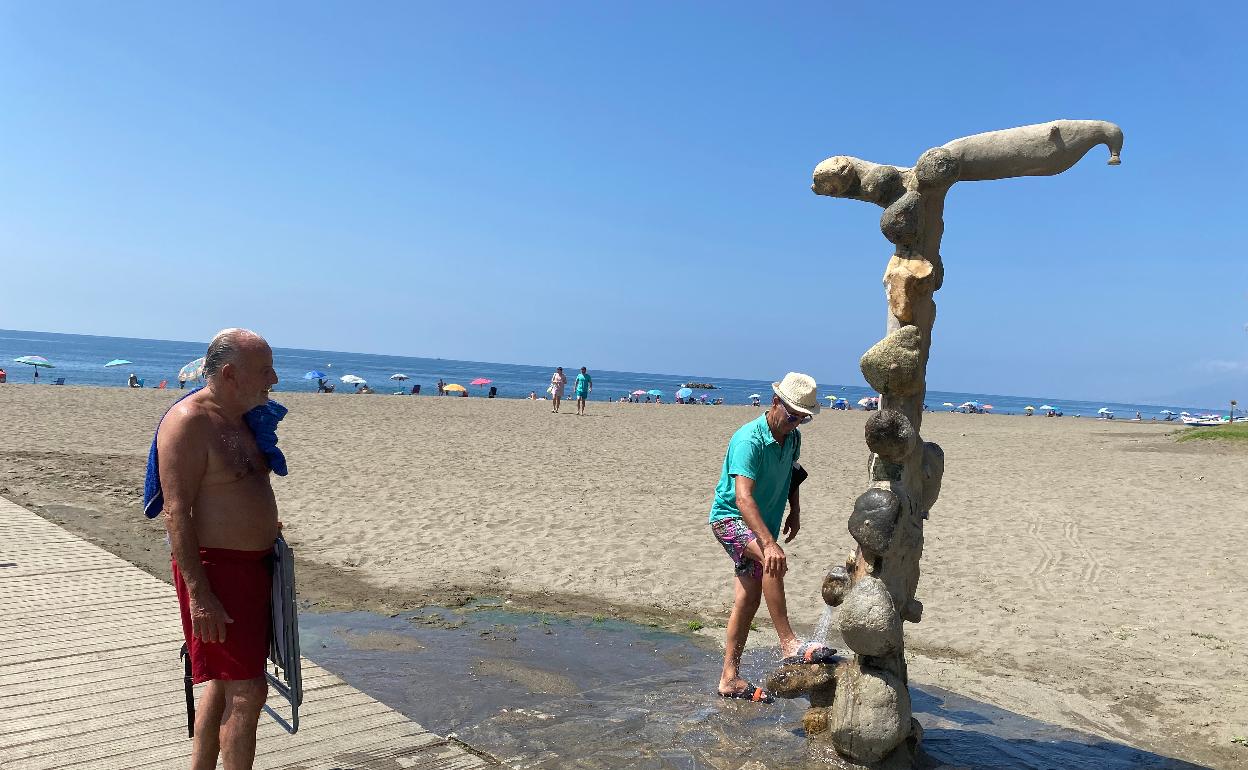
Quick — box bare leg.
[718,572,762,693]
[190,681,226,770]
[218,678,268,770]
[740,539,801,657]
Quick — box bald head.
[204,328,268,380]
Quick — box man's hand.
[189,589,233,644]
[782,511,801,543]
[762,541,788,577]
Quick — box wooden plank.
[0,496,495,769]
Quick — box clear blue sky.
[2,2,1244,405]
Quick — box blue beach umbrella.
[304,370,328,380]
[676,387,694,400]
[104,359,132,367]
[647,389,663,397]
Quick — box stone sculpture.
[765,119,1122,769]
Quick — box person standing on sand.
[157,329,281,769]
[710,372,835,703]
[550,366,567,413]
[574,366,592,416]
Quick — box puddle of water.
[298,604,1211,770]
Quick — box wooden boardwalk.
[0,496,495,769]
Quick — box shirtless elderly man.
[159,328,280,770]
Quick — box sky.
[1,2,1244,406]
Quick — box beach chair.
[52,377,65,385]
[154,380,168,389]
[264,536,303,733]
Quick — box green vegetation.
[1232,736,1247,746]
[750,621,760,631]
[686,620,704,632]
[1175,423,1248,443]
[591,614,606,624]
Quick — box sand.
[1,384,1244,768]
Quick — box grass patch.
[591,614,606,624]
[750,621,760,631]
[1232,736,1247,746]
[1176,423,1248,443]
[686,620,704,632]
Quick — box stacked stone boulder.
[766,120,1122,769]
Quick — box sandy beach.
[1,384,1244,768]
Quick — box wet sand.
[0,384,1244,768]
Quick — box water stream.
[296,603,1210,769]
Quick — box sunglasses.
[778,400,813,425]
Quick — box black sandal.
[718,681,774,703]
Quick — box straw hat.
[772,372,821,416]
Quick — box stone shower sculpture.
[764,120,1123,769]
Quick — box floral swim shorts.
[710,517,763,580]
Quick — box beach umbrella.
[340,374,367,385]
[470,378,492,386]
[390,373,410,381]
[748,393,762,399]
[303,370,327,380]
[858,397,873,407]
[1038,405,1054,410]
[14,355,54,382]
[104,359,132,367]
[1097,407,1113,414]
[982,404,994,410]
[443,383,467,392]
[1024,406,1035,412]
[178,357,205,383]
[631,389,647,396]
[942,402,955,407]
[647,389,663,396]
[1160,409,1176,415]
[676,387,694,399]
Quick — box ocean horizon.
[0,328,1225,417]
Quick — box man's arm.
[735,476,787,577]
[158,407,233,643]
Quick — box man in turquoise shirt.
[574,367,592,416]
[710,372,834,702]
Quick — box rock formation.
[766,120,1123,768]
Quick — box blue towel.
[143,388,289,519]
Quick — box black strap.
[180,643,195,738]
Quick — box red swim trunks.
[173,547,272,684]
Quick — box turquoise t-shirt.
[708,413,801,537]
[574,372,591,395]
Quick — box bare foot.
[717,676,750,696]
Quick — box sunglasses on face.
[779,401,813,425]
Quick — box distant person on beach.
[550,366,567,413]
[529,390,537,400]
[436,378,445,396]
[128,372,141,388]
[157,328,281,769]
[0,367,7,383]
[574,367,592,416]
[710,372,832,703]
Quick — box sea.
[0,329,1221,417]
